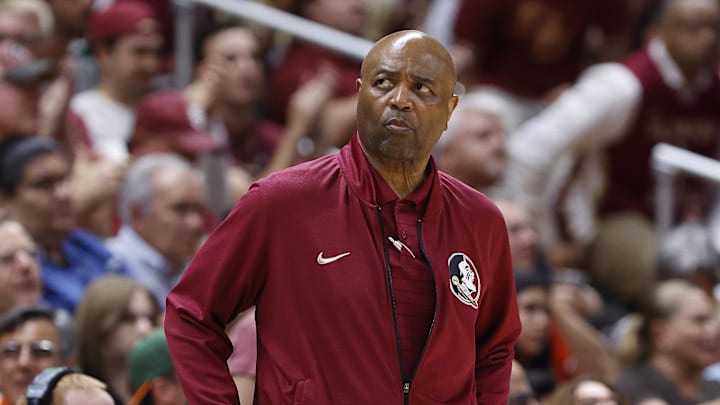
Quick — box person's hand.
[71,156,127,213]
[285,65,339,137]
[38,57,74,138]
[184,54,225,111]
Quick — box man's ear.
[356,78,362,92]
[443,95,459,131]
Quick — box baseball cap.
[131,90,221,160]
[88,1,158,44]
[128,328,174,403]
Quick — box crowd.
[0,0,719,404]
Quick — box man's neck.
[651,354,702,399]
[34,233,66,265]
[367,155,427,199]
[96,80,143,107]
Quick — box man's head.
[128,328,186,405]
[20,368,113,405]
[657,0,720,75]
[0,136,73,245]
[435,92,508,191]
[495,198,538,271]
[0,211,42,315]
[0,0,53,56]
[119,154,206,270]
[356,30,458,167]
[197,25,263,108]
[88,1,163,102]
[0,306,65,405]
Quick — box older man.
[0,212,43,315]
[165,30,520,404]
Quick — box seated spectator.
[107,153,208,307]
[0,211,42,315]
[0,305,70,405]
[547,376,625,405]
[0,135,127,312]
[18,367,114,405]
[507,0,720,307]
[75,275,160,405]
[615,279,720,404]
[269,0,365,154]
[69,1,163,163]
[127,328,186,405]
[434,91,509,197]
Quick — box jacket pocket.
[292,379,308,405]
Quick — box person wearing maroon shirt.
[165,30,520,404]
[453,0,629,128]
[508,0,720,306]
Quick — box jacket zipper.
[375,206,410,404]
[409,219,439,401]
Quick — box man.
[107,153,207,308]
[507,0,720,305]
[435,91,509,196]
[19,368,114,405]
[0,135,126,312]
[0,306,68,405]
[127,328,186,405]
[69,1,162,162]
[0,211,43,315]
[165,30,520,404]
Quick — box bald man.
[165,30,520,405]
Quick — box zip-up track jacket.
[165,135,521,404]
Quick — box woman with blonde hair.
[546,376,626,405]
[614,279,720,404]
[75,275,160,404]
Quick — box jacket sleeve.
[474,215,521,404]
[165,185,270,405]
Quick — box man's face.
[99,22,162,98]
[6,153,74,241]
[440,109,506,189]
[49,0,94,38]
[0,319,63,404]
[357,32,458,165]
[133,167,206,269]
[203,28,262,107]
[0,9,43,55]
[662,0,720,73]
[0,221,42,313]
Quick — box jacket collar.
[337,132,444,217]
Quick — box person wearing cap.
[0,135,127,312]
[106,153,208,308]
[69,0,163,163]
[127,328,186,405]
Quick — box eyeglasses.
[0,340,57,359]
[508,392,536,405]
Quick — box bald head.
[361,30,456,93]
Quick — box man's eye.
[415,83,431,93]
[374,78,391,89]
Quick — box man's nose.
[390,85,412,111]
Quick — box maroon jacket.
[165,134,520,404]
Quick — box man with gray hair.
[106,153,208,308]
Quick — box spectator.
[107,153,207,308]
[508,359,541,405]
[0,305,69,405]
[18,367,114,405]
[69,1,162,163]
[269,0,365,154]
[127,328,186,405]
[0,135,126,312]
[614,279,720,404]
[507,0,720,307]
[452,0,629,127]
[435,90,509,196]
[75,275,160,405]
[546,376,625,405]
[0,211,42,315]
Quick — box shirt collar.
[648,37,712,101]
[115,226,173,274]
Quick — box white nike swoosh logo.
[317,251,351,265]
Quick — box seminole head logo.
[448,253,480,309]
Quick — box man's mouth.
[384,117,414,133]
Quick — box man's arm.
[506,63,642,215]
[474,215,521,404]
[165,186,269,405]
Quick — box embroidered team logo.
[448,253,480,309]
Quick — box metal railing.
[651,143,720,239]
[172,0,373,86]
